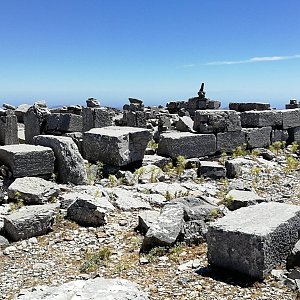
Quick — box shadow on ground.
[196,265,261,288]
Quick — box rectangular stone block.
[0,144,54,177]
[288,127,300,144]
[157,131,216,159]
[243,127,271,149]
[46,113,83,133]
[229,102,270,112]
[240,110,282,128]
[0,113,18,145]
[271,129,289,143]
[280,109,300,129]
[82,107,113,132]
[83,126,152,166]
[193,110,241,133]
[216,131,247,152]
[207,202,300,279]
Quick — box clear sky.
[0,0,300,108]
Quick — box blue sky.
[0,0,300,108]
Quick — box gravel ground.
[1,149,300,300]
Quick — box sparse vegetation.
[147,139,158,150]
[108,174,118,187]
[80,247,112,273]
[269,141,286,155]
[232,144,248,157]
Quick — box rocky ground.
[1,145,300,300]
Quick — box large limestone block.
[34,135,87,185]
[82,107,113,132]
[229,102,270,112]
[280,109,300,129]
[216,131,247,152]
[207,202,300,279]
[0,113,18,145]
[46,113,83,133]
[193,110,241,133]
[157,131,216,159]
[4,204,58,241]
[243,127,272,149]
[83,126,152,166]
[8,177,60,204]
[0,144,54,177]
[15,278,149,300]
[240,110,282,128]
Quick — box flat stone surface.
[0,144,54,177]
[8,177,60,205]
[4,204,58,241]
[229,102,270,112]
[83,126,152,166]
[243,127,272,149]
[15,277,149,300]
[240,110,282,128]
[157,131,216,159]
[207,202,300,279]
[142,155,172,169]
[198,161,226,179]
[216,131,247,152]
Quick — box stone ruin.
[2,85,300,298]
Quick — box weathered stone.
[207,100,221,109]
[288,127,300,144]
[8,177,60,205]
[34,135,87,185]
[185,158,200,169]
[271,129,289,143]
[0,235,9,248]
[135,165,165,183]
[4,204,58,241]
[225,158,246,178]
[82,107,113,132]
[198,161,226,179]
[0,113,18,145]
[229,102,270,112]
[158,114,171,131]
[193,110,241,133]
[141,204,184,252]
[83,126,152,166]
[108,188,151,211]
[225,189,266,210]
[24,102,50,144]
[0,144,54,177]
[217,131,247,153]
[207,202,300,279]
[281,109,300,129]
[182,220,208,245]
[240,110,282,128]
[86,97,100,108]
[176,116,194,132]
[166,101,187,114]
[3,103,16,110]
[46,113,83,133]
[255,148,276,161]
[157,131,216,159]
[243,127,272,149]
[287,240,300,269]
[67,196,109,227]
[137,210,160,234]
[15,278,149,300]
[15,104,31,123]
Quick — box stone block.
[271,129,289,143]
[0,144,54,177]
[288,127,300,144]
[225,189,265,210]
[83,126,152,166]
[4,204,58,241]
[243,127,272,149]
[193,110,241,133]
[207,202,300,279]
[157,131,216,159]
[46,113,83,133]
[15,104,31,123]
[34,135,87,185]
[142,155,172,169]
[229,102,271,112]
[240,110,282,128]
[0,113,18,145]
[82,107,113,132]
[141,204,185,252]
[281,109,300,129]
[217,131,246,152]
[176,116,194,132]
[198,161,226,179]
[8,177,60,205]
[137,210,160,234]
